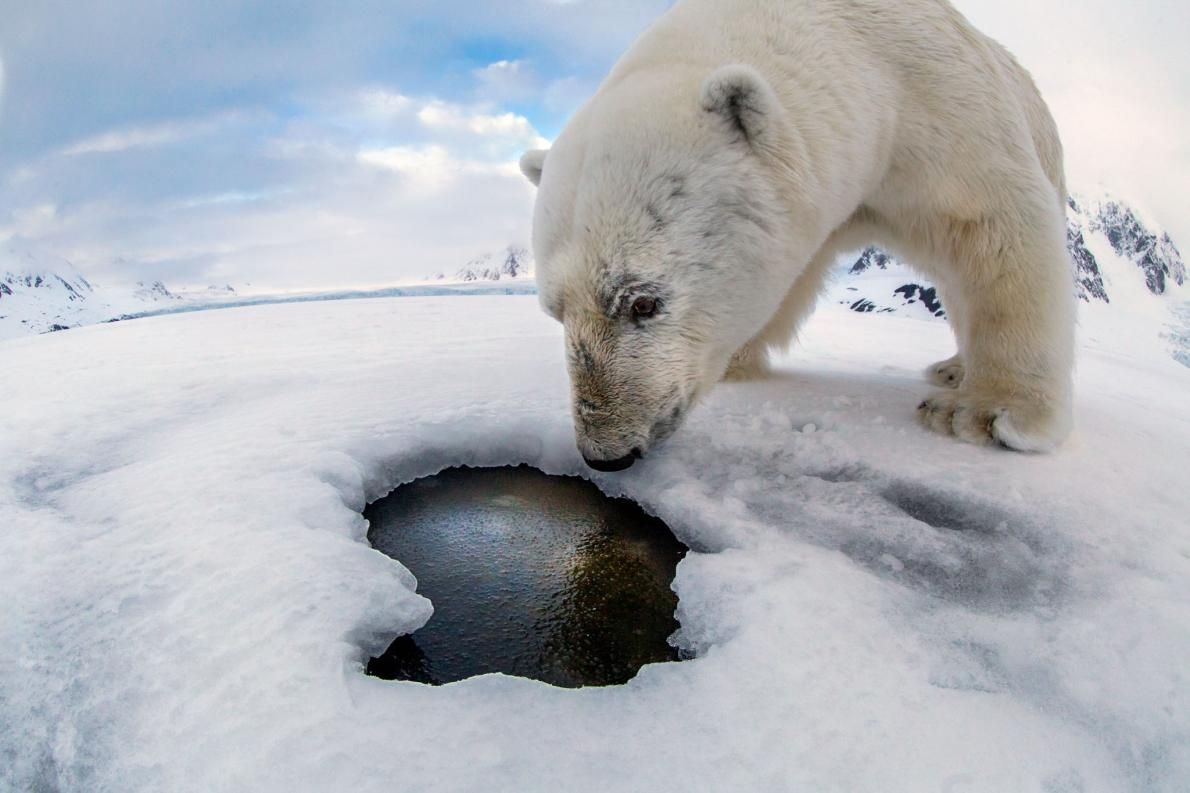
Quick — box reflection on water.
[365,465,688,687]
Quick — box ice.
[3,294,1189,792]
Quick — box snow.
[3,295,1189,792]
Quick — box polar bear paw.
[916,388,1070,452]
[925,355,965,389]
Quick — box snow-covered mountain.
[836,247,949,320]
[434,245,533,283]
[0,250,96,334]
[1072,196,1185,298]
[831,193,1188,364]
[0,241,195,340]
[1,239,541,341]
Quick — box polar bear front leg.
[924,276,968,389]
[916,209,1074,452]
[724,340,771,381]
[722,236,841,383]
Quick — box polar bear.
[519,0,1074,471]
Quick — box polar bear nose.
[582,448,641,472]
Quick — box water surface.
[366,466,687,687]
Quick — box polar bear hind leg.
[916,181,1074,452]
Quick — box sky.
[0,0,1187,290]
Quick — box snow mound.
[3,295,1188,792]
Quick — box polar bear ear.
[701,65,780,150]
[519,149,549,186]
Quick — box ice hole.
[365,465,688,688]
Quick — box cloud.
[1,147,537,291]
[356,144,522,197]
[59,116,231,156]
[0,1,666,289]
[416,100,549,152]
[0,89,544,290]
[953,0,1190,246]
[473,59,538,103]
[470,59,594,122]
[3,0,1188,292]
[0,203,56,243]
[541,76,593,116]
[326,89,549,153]
[355,88,414,121]
[0,0,669,160]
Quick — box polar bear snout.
[572,403,651,472]
[582,449,641,472]
[571,382,690,472]
[564,321,687,471]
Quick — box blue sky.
[1,0,1187,290]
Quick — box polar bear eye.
[631,296,659,319]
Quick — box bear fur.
[520,0,1074,469]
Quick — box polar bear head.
[521,66,800,471]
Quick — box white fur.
[523,0,1075,463]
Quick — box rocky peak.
[133,280,179,302]
[2,242,94,303]
[1066,220,1109,303]
[849,247,896,275]
[1077,197,1185,296]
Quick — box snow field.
[2,295,1188,792]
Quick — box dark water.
[365,466,687,688]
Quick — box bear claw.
[916,388,1068,452]
[925,355,965,389]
